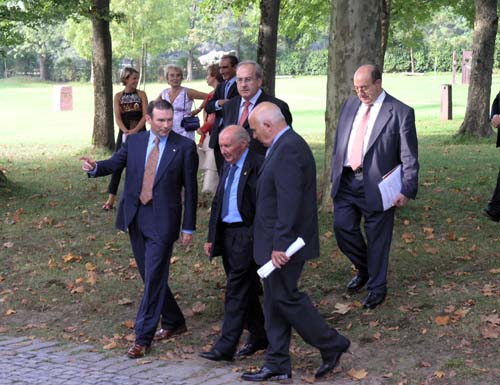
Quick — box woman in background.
[194,63,223,194]
[102,67,148,211]
[158,64,208,141]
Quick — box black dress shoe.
[199,348,233,362]
[315,337,351,379]
[241,366,292,382]
[363,291,386,309]
[483,208,500,222]
[235,341,268,358]
[346,275,368,292]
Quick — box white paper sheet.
[378,164,402,211]
[257,237,306,279]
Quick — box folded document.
[257,237,306,279]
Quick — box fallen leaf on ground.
[481,326,499,339]
[118,298,133,305]
[192,301,206,314]
[171,256,180,264]
[86,271,97,286]
[103,341,117,350]
[5,309,16,316]
[85,262,97,271]
[122,320,135,329]
[323,231,333,238]
[489,268,500,274]
[481,314,500,325]
[301,376,315,384]
[401,233,416,243]
[434,371,445,378]
[63,252,82,263]
[347,368,368,380]
[333,302,351,315]
[435,315,450,326]
[3,242,14,248]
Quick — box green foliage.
[304,50,328,75]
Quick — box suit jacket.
[206,81,239,149]
[221,91,293,155]
[206,151,264,260]
[331,93,419,212]
[253,129,320,266]
[490,91,500,147]
[92,130,198,243]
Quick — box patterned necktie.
[350,104,372,171]
[239,101,251,126]
[221,165,237,219]
[139,137,160,205]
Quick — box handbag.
[180,91,200,132]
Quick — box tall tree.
[91,0,114,150]
[457,0,498,137]
[257,0,280,96]
[320,0,383,209]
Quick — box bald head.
[353,64,383,105]
[248,102,287,148]
[219,125,250,164]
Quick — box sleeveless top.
[119,91,145,131]
[160,87,194,141]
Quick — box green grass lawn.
[0,74,499,384]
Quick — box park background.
[1,0,500,384]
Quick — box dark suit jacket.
[221,91,293,155]
[92,130,198,243]
[330,93,419,212]
[206,151,264,260]
[206,81,239,149]
[490,91,500,147]
[253,129,320,266]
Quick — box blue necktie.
[221,165,237,219]
[224,81,231,99]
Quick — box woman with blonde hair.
[102,67,148,211]
[157,64,208,141]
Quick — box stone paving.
[0,335,243,385]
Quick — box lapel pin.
[244,171,247,176]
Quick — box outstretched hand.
[79,156,96,172]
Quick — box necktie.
[221,165,237,219]
[224,81,231,99]
[139,137,160,205]
[239,101,251,126]
[350,104,372,171]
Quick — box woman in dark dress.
[103,67,148,210]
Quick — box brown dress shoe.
[126,343,151,359]
[154,324,187,341]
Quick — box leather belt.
[223,222,246,228]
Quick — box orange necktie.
[239,101,251,125]
[139,137,160,205]
[349,104,372,171]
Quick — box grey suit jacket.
[331,93,419,211]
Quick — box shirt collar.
[235,148,249,168]
[241,89,262,107]
[270,125,290,150]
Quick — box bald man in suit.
[331,64,419,310]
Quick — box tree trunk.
[39,53,49,81]
[91,0,114,150]
[410,47,415,73]
[380,0,391,69]
[319,0,383,210]
[257,0,280,96]
[186,49,193,82]
[0,169,6,186]
[458,0,498,137]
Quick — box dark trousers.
[333,168,395,293]
[107,131,124,195]
[488,170,500,210]
[263,262,346,374]
[214,226,266,355]
[129,204,185,346]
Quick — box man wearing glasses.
[222,60,292,156]
[330,64,419,310]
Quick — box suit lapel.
[153,133,178,186]
[337,98,360,162]
[136,132,150,190]
[258,129,289,175]
[237,155,251,208]
[365,95,393,154]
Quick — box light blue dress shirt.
[222,148,249,223]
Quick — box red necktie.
[140,137,160,205]
[239,101,251,125]
[350,104,372,171]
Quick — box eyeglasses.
[236,77,256,84]
[353,85,370,93]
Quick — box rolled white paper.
[257,237,306,279]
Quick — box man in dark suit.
[331,64,419,310]
[222,60,293,160]
[483,91,500,221]
[199,125,267,362]
[80,100,198,358]
[205,54,240,172]
[241,102,350,382]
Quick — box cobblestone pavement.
[0,335,243,385]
